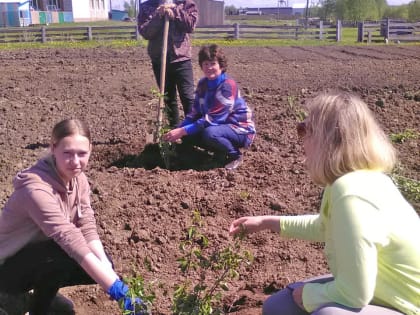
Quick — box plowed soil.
[0,45,419,315]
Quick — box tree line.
[225,0,420,22]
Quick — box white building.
[0,0,111,25]
[69,0,110,22]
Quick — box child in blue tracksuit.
[163,44,256,170]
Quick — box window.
[47,0,62,10]
[31,0,41,10]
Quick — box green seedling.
[391,174,420,204]
[150,87,167,100]
[172,210,253,315]
[287,95,307,121]
[121,273,156,315]
[148,87,177,169]
[295,109,307,122]
[390,129,419,144]
[159,126,177,169]
[287,96,296,110]
[238,191,250,200]
[120,210,252,315]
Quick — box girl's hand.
[163,128,186,142]
[229,215,281,236]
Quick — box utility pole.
[305,0,309,28]
[136,0,140,18]
[277,0,286,20]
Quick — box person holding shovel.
[138,0,198,128]
[163,44,256,170]
[0,119,148,315]
[229,91,420,315]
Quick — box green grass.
[391,174,420,206]
[225,17,300,26]
[2,36,418,50]
[194,38,352,47]
[1,18,420,49]
[46,20,136,28]
[0,39,145,50]
[390,129,420,144]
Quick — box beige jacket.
[0,156,99,264]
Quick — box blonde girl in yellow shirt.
[229,91,420,315]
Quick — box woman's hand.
[163,127,186,142]
[229,215,281,236]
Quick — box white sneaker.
[225,155,243,170]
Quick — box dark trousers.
[0,241,95,315]
[183,125,248,160]
[152,59,195,128]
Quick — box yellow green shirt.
[280,170,420,315]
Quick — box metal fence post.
[135,25,140,40]
[234,23,239,39]
[319,20,323,40]
[87,26,92,41]
[41,26,46,43]
[336,19,342,42]
[357,21,364,42]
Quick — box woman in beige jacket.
[0,119,147,315]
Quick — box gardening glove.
[107,279,149,315]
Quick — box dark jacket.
[137,0,198,63]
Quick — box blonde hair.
[304,91,397,186]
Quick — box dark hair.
[51,119,91,146]
[198,44,228,71]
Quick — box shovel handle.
[155,12,170,143]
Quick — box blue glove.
[108,279,129,301]
[107,279,149,315]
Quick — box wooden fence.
[0,21,341,44]
[0,25,139,43]
[357,19,420,43]
[194,21,341,41]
